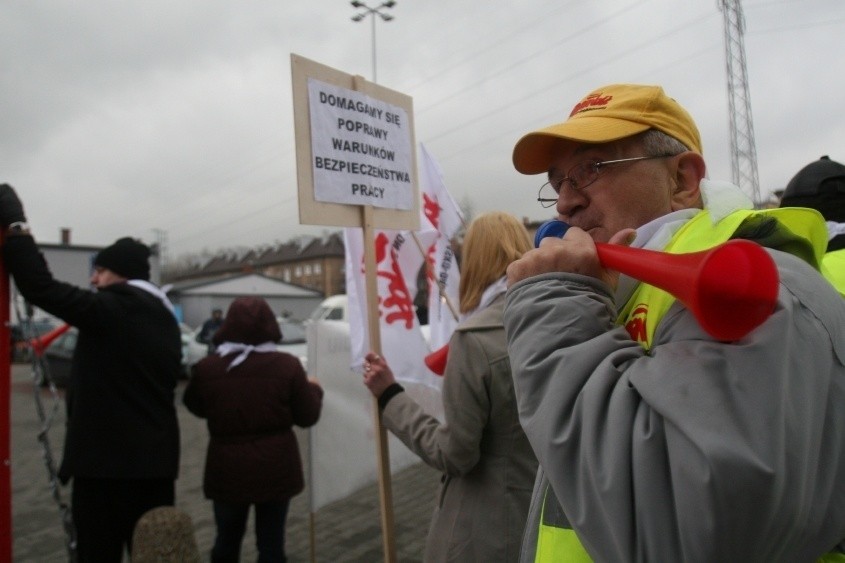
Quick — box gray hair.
[639,129,690,157]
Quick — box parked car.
[41,323,209,387]
[180,323,208,377]
[307,294,348,323]
[40,326,76,388]
[277,318,308,371]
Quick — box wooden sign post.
[291,53,419,563]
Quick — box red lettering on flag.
[366,232,416,329]
[423,192,440,230]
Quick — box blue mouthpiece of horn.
[533,219,571,248]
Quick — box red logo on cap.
[570,93,613,117]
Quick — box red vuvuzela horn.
[423,221,779,374]
[30,323,71,357]
[536,220,779,341]
[424,343,450,376]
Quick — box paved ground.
[9,363,440,562]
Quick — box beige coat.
[382,295,538,562]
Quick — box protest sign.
[291,53,419,562]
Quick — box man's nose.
[556,184,588,218]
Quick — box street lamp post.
[350,0,395,83]
[349,9,398,561]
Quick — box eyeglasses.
[536,154,674,208]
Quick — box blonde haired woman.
[363,211,538,562]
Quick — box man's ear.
[671,151,706,210]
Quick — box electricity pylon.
[719,0,762,205]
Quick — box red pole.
[0,229,12,562]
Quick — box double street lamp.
[350,0,396,83]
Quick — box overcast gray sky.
[2,0,842,261]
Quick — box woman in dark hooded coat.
[184,297,323,562]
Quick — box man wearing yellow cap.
[504,84,845,561]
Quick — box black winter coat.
[183,297,323,503]
[3,235,181,482]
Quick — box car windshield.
[279,320,306,344]
[309,305,344,321]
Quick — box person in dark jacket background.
[0,184,181,562]
[196,307,224,353]
[184,296,323,563]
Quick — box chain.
[14,295,77,562]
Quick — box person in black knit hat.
[0,184,181,563]
[93,237,152,281]
[779,155,845,294]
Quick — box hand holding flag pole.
[360,204,397,563]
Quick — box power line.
[423,10,717,146]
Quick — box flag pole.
[362,203,397,563]
[409,232,459,323]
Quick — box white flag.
[418,143,464,349]
[306,320,444,512]
[344,227,441,390]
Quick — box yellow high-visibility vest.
[618,207,825,350]
[822,248,845,297]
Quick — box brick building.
[164,232,346,298]
[163,217,546,301]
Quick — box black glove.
[0,184,27,227]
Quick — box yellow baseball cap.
[512,84,702,175]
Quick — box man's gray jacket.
[505,237,845,561]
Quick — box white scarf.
[827,221,845,241]
[127,279,176,316]
[461,276,508,322]
[216,341,278,371]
